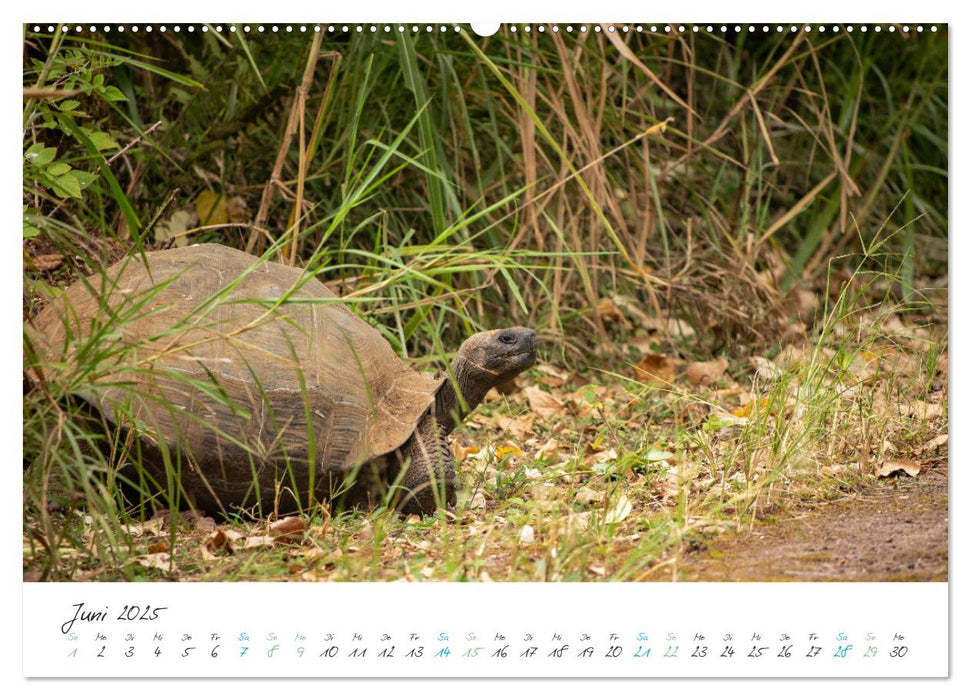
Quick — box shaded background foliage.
[24,24,947,361]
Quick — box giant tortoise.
[28,243,537,516]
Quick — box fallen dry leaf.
[848,350,881,382]
[822,463,854,478]
[122,516,167,538]
[780,322,808,345]
[587,447,618,465]
[750,356,781,382]
[534,437,560,460]
[567,511,592,532]
[881,314,905,333]
[524,385,566,419]
[774,344,807,371]
[641,316,696,339]
[707,410,749,429]
[634,353,676,384]
[574,486,602,505]
[493,377,521,395]
[876,459,922,478]
[194,191,249,226]
[350,521,374,544]
[685,357,728,388]
[131,552,173,572]
[596,298,632,331]
[899,400,944,421]
[626,335,656,355]
[610,295,654,328]
[919,434,948,454]
[536,363,570,388]
[451,438,482,462]
[733,397,773,418]
[565,386,610,411]
[779,286,819,321]
[495,442,523,460]
[496,414,535,441]
[243,536,277,550]
[153,207,197,247]
[603,493,632,524]
[30,253,64,272]
[269,516,307,544]
[204,528,235,556]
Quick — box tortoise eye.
[499,333,516,345]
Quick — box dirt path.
[665,463,948,582]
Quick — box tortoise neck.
[434,356,490,434]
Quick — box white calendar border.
[23,582,949,678]
[6,0,962,694]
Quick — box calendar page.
[16,0,953,687]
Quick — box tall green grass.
[23,24,947,580]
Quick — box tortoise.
[28,243,537,516]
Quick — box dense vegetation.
[23,24,948,581]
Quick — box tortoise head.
[434,327,537,435]
[455,326,538,388]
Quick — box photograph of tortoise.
[28,243,537,517]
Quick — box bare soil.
[661,463,948,582]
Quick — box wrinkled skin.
[393,327,537,514]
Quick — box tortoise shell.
[29,243,443,513]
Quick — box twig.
[172,222,274,248]
[22,88,81,100]
[246,32,324,259]
[106,120,163,166]
[146,188,181,248]
[289,51,341,266]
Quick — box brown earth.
[662,462,948,582]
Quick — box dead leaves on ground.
[66,511,324,575]
[685,358,729,388]
[876,459,923,479]
[524,385,566,420]
[203,515,310,558]
[27,252,64,272]
[464,292,947,562]
[634,354,676,384]
[154,190,250,247]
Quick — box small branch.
[247,32,324,258]
[146,188,181,248]
[22,88,81,100]
[106,120,163,166]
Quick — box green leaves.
[23,142,94,202]
[84,128,120,152]
[52,171,83,199]
[57,99,82,114]
[46,162,72,177]
[23,206,40,239]
[100,85,127,102]
[24,143,57,166]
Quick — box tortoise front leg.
[392,414,456,515]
